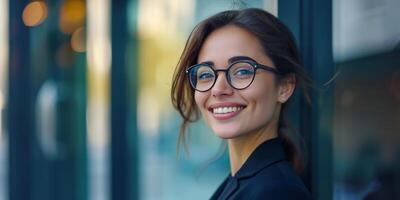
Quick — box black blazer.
[210,138,311,200]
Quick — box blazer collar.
[210,137,288,200]
[233,137,287,179]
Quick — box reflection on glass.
[333,0,400,62]
[333,1,400,198]
[333,53,400,200]
[333,0,400,199]
[87,0,111,200]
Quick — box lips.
[208,103,246,120]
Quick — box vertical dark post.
[111,0,139,199]
[279,1,334,199]
[307,2,334,199]
[55,48,88,200]
[8,1,33,200]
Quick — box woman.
[171,8,312,199]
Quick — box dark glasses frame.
[186,60,283,92]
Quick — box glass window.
[333,0,400,199]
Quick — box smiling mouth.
[211,106,245,114]
[208,105,246,120]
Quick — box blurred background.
[0,0,399,200]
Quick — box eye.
[198,71,215,80]
[230,62,255,79]
[234,68,254,76]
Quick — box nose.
[211,72,234,97]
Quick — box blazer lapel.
[218,177,239,200]
[210,138,287,200]
[210,176,228,200]
[210,176,240,200]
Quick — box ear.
[277,74,296,103]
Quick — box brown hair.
[171,8,312,171]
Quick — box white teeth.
[213,106,243,114]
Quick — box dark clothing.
[210,138,311,200]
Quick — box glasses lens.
[188,65,215,91]
[229,62,255,89]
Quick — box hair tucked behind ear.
[171,8,312,171]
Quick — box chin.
[212,129,241,139]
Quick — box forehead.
[197,25,273,67]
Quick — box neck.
[228,121,278,176]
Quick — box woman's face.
[194,25,293,139]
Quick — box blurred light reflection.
[138,0,195,38]
[0,0,9,137]
[0,90,3,140]
[0,0,8,199]
[87,0,110,200]
[263,0,278,16]
[333,0,400,62]
[22,1,48,27]
[137,0,195,140]
[59,0,86,34]
[35,81,58,159]
[71,27,86,52]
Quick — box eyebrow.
[199,56,257,66]
[228,56,257,63]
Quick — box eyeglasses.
[186,60,282,92]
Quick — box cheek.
[244,80,280,111]
[194,91,207,110]
[247,76,278,97]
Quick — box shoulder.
[241,161,312,199]
[247,182,312,200]
[250,160,304,184]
